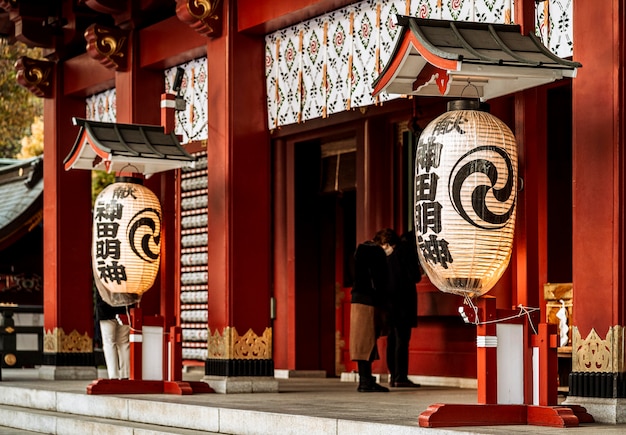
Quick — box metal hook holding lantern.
[119,163,140,174]
[460,79,480,100]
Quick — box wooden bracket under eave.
[15,56,54,99]
[176,0,223,38]
[84,23,129,71]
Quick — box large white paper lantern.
[92,177,162,300]
[414,100,518,298]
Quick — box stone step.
[0,403,218,435]
[0,384,222,434]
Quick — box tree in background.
[92,171,115,206]
[0,39,43,158]
[16,116,43,159]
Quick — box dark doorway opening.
[293,137,356,375]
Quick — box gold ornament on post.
[92,176,162,306]
[414,99,518,298]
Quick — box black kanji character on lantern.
[113,184,138,200]
[95,222,120,238]
[95,239,122,260]
[97,260,127,284]
[415,172,439,201]
[418,234,453,269]
[431,112,467,136]
[94,200,123,222]
[415,201,443,234]
[416,136,443,172]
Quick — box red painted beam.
[63,53,114,97]
[139,16,207,69]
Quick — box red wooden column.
[568,0,626,411]
[358,118,394,242]
[204,0,273,381]
[41,63,94,378]
[476,296,497,404]
[534,323,558,406]
[513,0,548,317]
[572,0,624,342]
[512,0,549,408]
[114,30,172,321]
[512,86,548,404]
[272,138,294,371]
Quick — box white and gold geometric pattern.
[86,58,208,145]
[265,0,573,129]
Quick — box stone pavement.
[0,368,625,434]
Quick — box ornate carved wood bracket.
[84,23,129,71]
[176,0,222,38]
[0,0,61,48]
[15,56,54,98]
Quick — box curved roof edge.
[0,156,43,251]
[372,15,581,101]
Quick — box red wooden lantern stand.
[418,296,593,428]
[87,307,213,395]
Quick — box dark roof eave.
[373,15,581,99]
[65,118,196,174]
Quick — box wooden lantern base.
[86,378,214,395]
[86,308,213,395]
[419,403,593,428]
[420,297,595,429]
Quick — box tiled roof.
[0,156,43,250]
[373,16,581,100]
[64,118,196,176]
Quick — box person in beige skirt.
[349,229,393,392]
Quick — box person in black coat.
[383,229,422,388]
[349,230,391,392]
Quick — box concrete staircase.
[0,384,219,434]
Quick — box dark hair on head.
[373,228,400,246]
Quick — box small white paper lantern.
[92,177,162,297]
[414,100,518,298]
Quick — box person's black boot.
[392,378,420,388]
[356,360,390,392]
[358,375,389,392]
[358,380,390,392]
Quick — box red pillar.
[129,307,144,380]
[272,138,295,370]
[114,30,176,324]
[567,0,626,409]
[572,0,625,337]
[205,0,273,375]
[536,323,558,406]
[476,296,497,404]
[42,64,94,376]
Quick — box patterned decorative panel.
[85,58,209,141]
[535,0,572,58]
[165,58,209,144]
[86,88,116,122]
[265,0,573,129]
[179,151,209,361]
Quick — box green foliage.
[92,170,116,206]
[0,39,44,158]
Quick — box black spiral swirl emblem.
[449,146,516,230]
[128,208,162,262]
